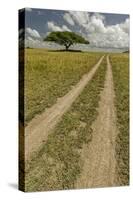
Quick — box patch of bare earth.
[75,56,119,188]
[25,56,104,161]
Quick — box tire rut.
[75,55,118,188]
[25,56,104,161]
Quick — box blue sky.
[19,8,129,49]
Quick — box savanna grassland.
[25,49,102,123]
[25,56,106,191]
[110,53,129,185]
[22,48,129,192]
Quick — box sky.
[19,8,130,50]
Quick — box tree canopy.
[44,31,89,50]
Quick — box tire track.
[25,56,104,161]
[75,56,118,188]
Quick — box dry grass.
[24,49,103,123]
[25,57,106,192]
[110,53,129,185]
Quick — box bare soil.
[75,56,118,188]
[25,56,104,161]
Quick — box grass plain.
[110,53,129,185]
[25,49,103,123]
[25,55,106,191]
[22,49,129,191]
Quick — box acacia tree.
[44,31,89,51]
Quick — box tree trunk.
[65,43,71,51]
[65,45,69,51]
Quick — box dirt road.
[25,56,104,161]
[75,56,118,188]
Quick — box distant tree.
[44,31,89,51]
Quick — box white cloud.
[27,36,34,42]
[62,25,71,31]
[25,8,32,12]
[88,14,106,33]
[26,27,41,38]
[63,11,129,48]
[47,21,62,32]
[25,37,62,49]
[66,11,90,26]
[119,18,129,34]
[25,37,42,48]
[86,19,129,48]
[47,21,71,32]
[63,13,75,26]
[93,13,105,21]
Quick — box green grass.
[25,57,106,192]
[110,54,129,185]
[25,49,103,123]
